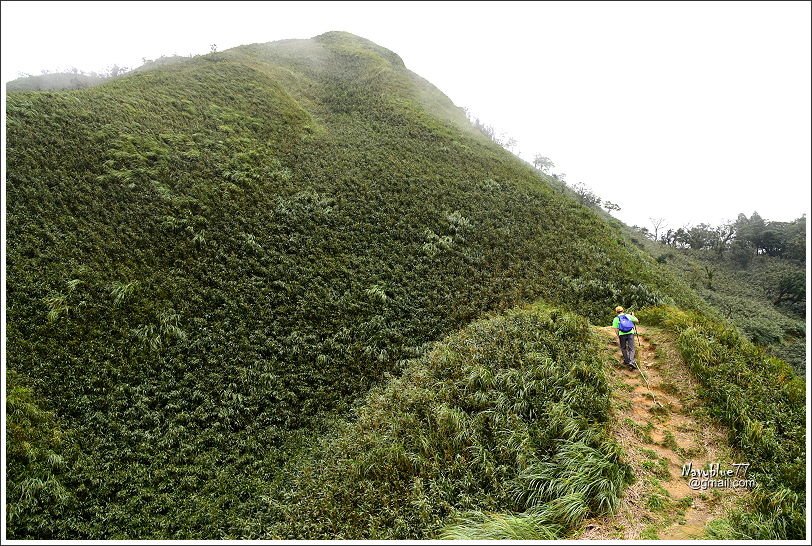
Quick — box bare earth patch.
[576,326,750,540]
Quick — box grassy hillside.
[675,252,804,373]
[269,305,631,539]
[630,232,806,374]
[5,32,799,539]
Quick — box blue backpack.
[618,314,635,333]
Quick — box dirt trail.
[577,326,749,540]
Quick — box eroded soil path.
[577,326,750,540]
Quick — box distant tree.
[500,135,518,153]
[69,75,86,88]
[603,201,621,214]
[674,228,689,248]
[481,123,500,143]
[649,217,666,241]
[713,222,736,256]
[661,227,687,248]
[475,121,497,141]
[463,109,499,144]
[760,228,784,257]
[532,154,555,175]
[105,64,129,78]
[783,215,806,261]
[729,239,754,267]
[685,223,716,250]
[735,212,766,254]
[731,212,807,258]
[462,108,520,152]
[572,182,601,208]
[210,43,218,53]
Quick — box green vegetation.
[640,306,805,539]
[6,370,71,533]
[626,419,656,445]
[661,249,805,374]
[5,31,804,540]
[661,430,679,451]
[6,32,702,539]
[630,213,806,374]
[269,305,631,539]
[645,479,671,513]
[640,450,671,480]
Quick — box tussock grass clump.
[640,306,804,539]
[440,508,563,540]
[5,370,71,534]
[270,305,631,539]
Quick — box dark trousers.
[619,334,636,367]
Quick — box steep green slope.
[629,231,806,374]
[7,32,718,538]
[670,252,805,373]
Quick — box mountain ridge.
[5,32,802,539]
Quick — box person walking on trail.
[613,306,639,370]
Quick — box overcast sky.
[2,1,810,230]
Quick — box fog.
[2,1,809,230]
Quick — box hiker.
[613,306,639,370]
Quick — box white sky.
[2,0,810,230]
